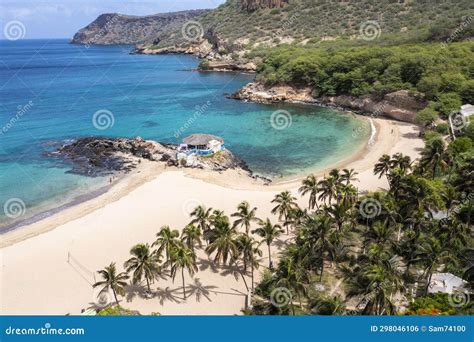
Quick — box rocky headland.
[46,137,256,178]
[71,10,209,45]
[232,82,427,123]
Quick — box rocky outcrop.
[320,90,427,123]
[47,137,250,177]
[200,60,257,72]
[71,10,209,45]
[134,40,214,58]
[232,82,427,123]
[135,38,257,72]
[232,82,314,103]
[241,0,289,11]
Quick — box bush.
[97,306,140,316]
[405,293,474,315]
[423,131,443,142]
[435,123,449,135]
[435,93,462,116]
[460,80,474,103]
[448,137,473,155]
[460,123,474,141]
[415,107,439,126]
[198,59,210,70]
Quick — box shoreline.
[0,114,414,249]
[0,117,423,315]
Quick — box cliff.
[233,82,427,123]
[71,10,209,45]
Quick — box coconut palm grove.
[94,130,473,315]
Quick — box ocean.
[0,39,370,231]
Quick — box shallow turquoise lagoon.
[0,39,369,230]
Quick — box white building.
[449,104,473,139]
[178,134,225,156]
[427,273,467,294]
[460,104,474,118]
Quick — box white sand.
[0,118,424,315]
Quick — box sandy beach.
[0,117,424,315]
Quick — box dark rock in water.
[45,136,256,179]
[44,137,174,177]
[142,120,159,128]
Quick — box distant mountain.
[71,10,210,45]
[72,0,473,66]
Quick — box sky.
[0,0,226,39]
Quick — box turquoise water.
[0,39,370,230]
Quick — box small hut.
[178,134,224,156]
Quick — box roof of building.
[460,104,474,117]
[428,272,467,294]
[183,134,224,145]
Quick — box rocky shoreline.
[133,44,257,73]
[45,137,271,183]
[232,82,427,123]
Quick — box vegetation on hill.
[252,41,473,123]
[155,0,473,49]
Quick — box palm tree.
[181,224,202,250]
[342,255,405,315]
[124,243,160,293]
[326,201,350,232]
[413,236,452,294]
[236,234,262,291]
[252,218,283,269]
[317,175,338,206]
[339,183,358,208]
[419,138,447,178]
[373,154,392,179]
[153,225,179,261]
[209,209,228,230]
[299,214,335,280]
[189,205,213,238]
[274,256,309,314]
[286,206,307,232]
[341,168,358,185]
[271,191,297,233]
[93,262,129,306]
[231,201,259,235]
[167,242,198,300]
[309,294,346,315]
[441,185,459,217]
[361,257,405,315]
[363,221,395,248]
[391,153,412,174]
[205,216,238,265]
[298,174,319,210]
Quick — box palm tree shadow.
[154,286,182,305]
[185,278,218,303]
[273,238,288,249]
[124,283,149,302]
[218,262,241,281]
[198,257,220,273]
[86,302,108,312]
[199,257,243,281]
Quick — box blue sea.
[0,39,370,231]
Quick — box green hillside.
[154,0,474,50]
